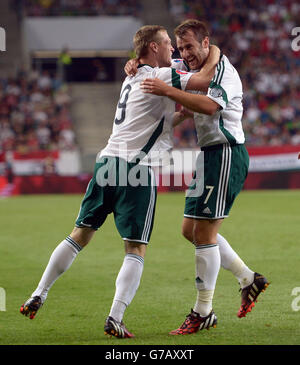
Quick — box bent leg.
[217,233,254,288]
[185,219,254,287]
[109,241,146,322]
[31,227,95,302]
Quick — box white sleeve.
[207,59,237,109]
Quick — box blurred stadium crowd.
[1,0,300,156]
[169,0,300,147]
[0,69,76,153]
[22,0,142,17]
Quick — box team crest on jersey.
[176,70,188,75]
[209,87,223,98]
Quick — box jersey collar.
[137,64,154,68]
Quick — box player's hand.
[124,58,139,76]
[140,78,169,96]
[179,106,194,119]
[173,105,194,127]
[195,44,220,86]
[209,44,221,59]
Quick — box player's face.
[156,31,175,67]
[176,29,209,70]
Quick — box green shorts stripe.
[216,144,231,217]
[141,167,156,242]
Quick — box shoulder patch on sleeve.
[209,81,228,105]
[209,87,223,98]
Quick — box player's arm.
[141,79,220,115]
[140,45,220,115]
[185,45,220,92]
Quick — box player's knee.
[193,227,216,245]
[69,226,95,248]
[193,224,207,244]
[192,219,221,245]
[125,241,147,258]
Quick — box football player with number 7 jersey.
[140,19,269,335]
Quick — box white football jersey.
[173,55,245,147]
[99,64,192,165]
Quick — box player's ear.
[202,36,210,49]
[149,41,159,54]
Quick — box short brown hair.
[133,25,166,59]
[174,19,209,43]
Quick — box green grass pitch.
[0,190,300,345]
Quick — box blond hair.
[133,25,166,59]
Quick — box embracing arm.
[168,89,219,115]
[141,78,220,115]
[140,44,221,115]
[186,45,220,92]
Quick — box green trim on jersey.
[210,59,227,104]
[183,60,190,71]
[217,60,225,84]
[219,115,237,145]
[131,116,165,162]
[141,116,165,155]
[171,68,182,89]
[213,60,225,85]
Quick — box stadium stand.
[0,69,77,154]
[168,0,300,147]
[22,0,142,17]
